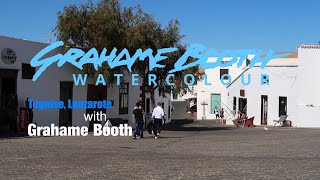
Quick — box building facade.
[195,56,249,120]
[171,47,320,128]
[0,36,171,133]
[225,48,320,128]
[226,56,298,126]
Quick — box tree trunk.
[149,89,156,109]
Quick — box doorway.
[146,98,150,114]
[279,96,287,117]
[87,85,107,132]
[59,82,73,127]
[0,69,18,134]
[238,98,247,114]
[2,78,16,94]
[261,95,268,125]
[233,97,237,114]
[210,94,221,113]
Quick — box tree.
[55,0,203,108]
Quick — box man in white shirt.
[151,102,164,139]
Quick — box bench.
[273,115,288,126]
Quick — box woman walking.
[220,108,224,124]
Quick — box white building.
[171,46,320,128]
[225,46,320,128]
[196,56,249,120]
[226,53,298,126]
[0,36,171,133]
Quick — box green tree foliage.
[55,0,203,107]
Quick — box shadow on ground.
[0,132,30,139]
[162,119,235,131]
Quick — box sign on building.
[1,48,17,64]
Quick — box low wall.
[171,101,191,120]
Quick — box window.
[119,83,129,114]
[146,98,150,113]
[22,63,35,79]
[240,90,245,97]
[220,69,229,80]
[110,100,114,107]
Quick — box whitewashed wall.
[296,47,320,127]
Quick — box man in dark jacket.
[132,102,144,139]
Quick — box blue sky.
[1,0,320,51]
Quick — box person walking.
[220,108,225,124]
[214,106,220,120]
[151,102,164,139]
[132,102,144,139]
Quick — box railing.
[217,101,237,122]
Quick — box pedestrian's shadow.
[143,136,182,139]
[162,119,235,132]
[0,131,30,139]
[157,136,183,139]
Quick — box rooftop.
[0,35,49,45]
[299,45,320,49]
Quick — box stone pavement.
[1,120,320,180]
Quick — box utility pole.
[201,101,208,120]
[48,32,52,44]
